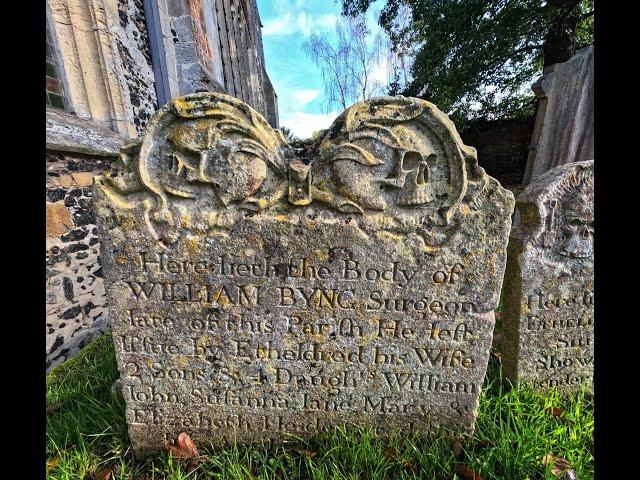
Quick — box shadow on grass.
[46,333,593,480]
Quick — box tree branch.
[513,44,544,55]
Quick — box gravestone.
[502,160,594,391]
[94,93,515,456]
[522,46,594,185]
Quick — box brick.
[58,174,73,188]
[46,202,73,237]
[71,172,94,187]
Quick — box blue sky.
[256,0,384,139]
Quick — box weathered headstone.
[502,160,594,391]
[522,46,594,185]
[94,93,514,456]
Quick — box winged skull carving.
[96,93,490,248]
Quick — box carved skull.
[165,120,267,205]
[377,150,436,206]
[314,96,467,244]
[557,192,594,259]
[328,125,444,213]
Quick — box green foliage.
[575,0,594,49]
[46,333,593,479]
[341,0,594,128]
[279,126,300,144]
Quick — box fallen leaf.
[477,439,493,449]
[46,458,60,473]
[94,469,112,480]
[165,432,199,460]
[546,407,564,417]
[456,464,482,480]
[551,463,571,476]
[404,461,417,475]
[46,403,63,414]
[541,454,556,465]
[541,454,574,477]
[565,469,578,480]
[164,432,204,471]
[296,448,317,458]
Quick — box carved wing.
[96,92,290,243]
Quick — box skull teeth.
[398,189,430,205]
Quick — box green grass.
[46,334,593,480]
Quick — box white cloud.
[292,89,320,106]
[262,12,337,37]
[262,12,293,36]
[281,111,339,139]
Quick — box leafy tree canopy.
[341,0,594,128]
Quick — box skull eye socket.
[401,151,424,171]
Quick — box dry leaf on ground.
[46,458,60,473]
[164,432,203,471]
[541,454,577,478]
[165,432,199,459]
[456,464,482,480]
[477,439,493,449]
[546,406,574,425]
[295,448,317,458]
[546,407,564,417]
[404,461,417,475]
[94,469,112,480]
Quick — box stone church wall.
[45,0,279,370]
[46,151,113,370]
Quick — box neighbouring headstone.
[522,46,594,185]
[502,160,594,391]
[94,93,515,457]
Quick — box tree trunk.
[543,0,583,68]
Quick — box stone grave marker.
[94,93,515,456]
[502,160,594,391]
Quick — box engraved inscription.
[94,92,514,456]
